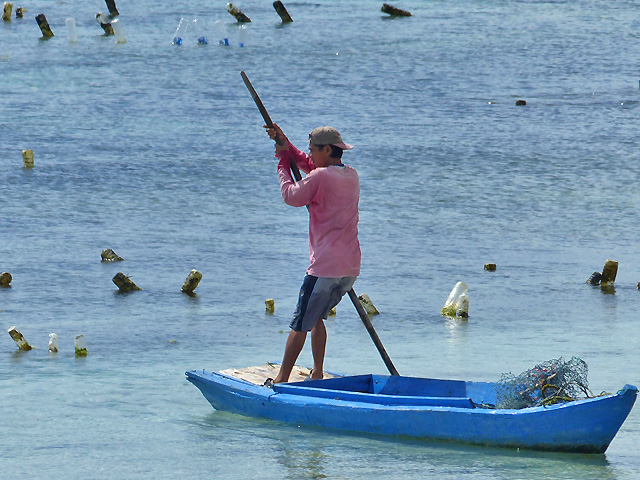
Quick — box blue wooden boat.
[185,365,637,453]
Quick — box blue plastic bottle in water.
[172,18,189,45]
[192,18,208,45]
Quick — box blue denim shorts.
[290,275,357,332]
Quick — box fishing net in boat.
[494,356,593,409]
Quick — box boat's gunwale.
[186,369,637,414]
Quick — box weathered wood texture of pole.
[105,0,119,17]
[35,13,54,37]
[112,272,141,292]
[600,259,618,286]
[347,289,399,376]
[8,326,32,351]
[226,3,251,22]
[381,3,411,17]
[273,1,292,23]
[2,2,12,21]
[181,269,202,294]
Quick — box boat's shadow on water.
[188,411,616,479]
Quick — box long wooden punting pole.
[241,71,399,376]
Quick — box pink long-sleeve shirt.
[277,143,361,278]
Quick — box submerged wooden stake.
[8,326,32,351]
[381,3,411,17]
[226,3,251,23]
[358,293,379,315]
[112,272,141,292]
[484,263,497,271]
[101,248,123,262]
[96,12,113,35]
[35,13,54,37]
[104,0,119,17]
[22,149,34,167]
[2,2,13,21]
[273,1,292,23]
[600,259,618,286]
[0,271,11,287]
[181,269,202,294]
[265,298,275,314]
[15,6,25,18]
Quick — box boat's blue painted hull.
[185,370,637,453]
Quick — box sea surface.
[1,1,639,478]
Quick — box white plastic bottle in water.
[65,17,77,43]
[441,281,469,317]
[192,18,208,45]
[172,18,189,45]
[111,18,126,43]
[238,24,247,47]
[48,333,59,353]
[456,292,469,318]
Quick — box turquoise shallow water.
[1,1,639,478]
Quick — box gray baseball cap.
[308,126,353,150]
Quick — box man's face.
[308,144,331,167]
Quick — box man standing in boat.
[265,123,361,384]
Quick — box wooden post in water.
[2,2,12,21]
[181,269,202,294]
[105,0,119,17]
[101,248,123,262]
[484,263,497,271]
[35,13,54,37]
[358,293,379,315]
[273,1,292,23]
[600,259,618,287]
[112,272,141,292]
[22,149,34,167]
[265,298,275,314]
[15,6,25,18]
[8,326,32,351]
[381,3,412,17]
[226,3,251,23]
[96,12,114,35]
[0,271,11,287]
